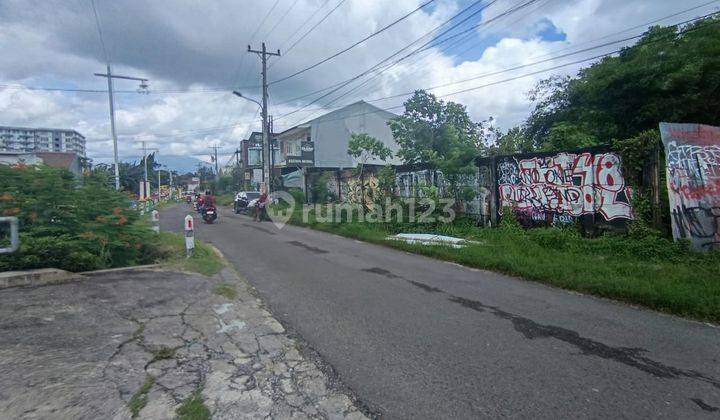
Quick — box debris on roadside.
[386,233,479,248]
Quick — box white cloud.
[0,0,717,160]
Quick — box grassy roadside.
[284,210,720,323]
[154,232,225,276]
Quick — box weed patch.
[128,375,155,418]
[151,346,177,361]
[212,283,238,300]
[155,232,225,276]
[176,390,211,420]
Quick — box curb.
[0,268,85,290]
[79,264,161,275]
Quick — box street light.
[233,90,270,193]
[232,91,262,108]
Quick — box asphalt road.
[161,204,720,419]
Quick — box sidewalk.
[0,266,368,419]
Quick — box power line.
[89,0,110,65]
[276,15,720,128]
[249,0,283,44]
[85,9,720,149]
[263,0,303,41]
[312,0,541,110]
[277,0,525,118]
[279,0,715,123]
[310,0,720,115]
[277,0,347,61]
[270,0,437,84]
[274,0,493,107]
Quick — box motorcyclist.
[255,190,268,222]
[204,190,216,209]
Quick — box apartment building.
[0,126,86,157]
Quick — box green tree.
[347,133,393,210]
[389,90,477,202]
[0,166,160,271]
[525,17,720,149]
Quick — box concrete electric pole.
[137,141,158,200]
[209,145,220,182]
[248,43,280,193]
[94,66,149,190]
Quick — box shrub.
[287,187,305,205]
[0,165,160,272]
[498,206,522,232]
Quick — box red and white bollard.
[184,214,195,258]
[151,210,160,234]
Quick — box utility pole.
[209,145,220,182]
[248,43,280,193]
[269,115,275,191]
[137,141,158,200]
[234,147,242,189]
[94,66,149,190]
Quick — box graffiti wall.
[495,150,633,226]
[660,123,720,250]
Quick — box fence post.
[151,210,160,234]
[0,217,19,254]
[184,215,194,258]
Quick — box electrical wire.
[89,0,110,65]
[274,15,720,128]
[270,0,438,84]
[274,0,493,107]
[264,0,302,41]
[277,0,348,61]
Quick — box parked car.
[234,191,261,214]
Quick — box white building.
[0,126,86,157]
[275,101,401,169]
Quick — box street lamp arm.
[232,91,262,109]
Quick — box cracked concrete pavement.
[0,267,367,419]
[159,204,720,419]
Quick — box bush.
[0,165,160,272]
[498,206,523,232]
[287,187,305,205]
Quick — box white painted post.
[0,216,19,254]
[184,214,195,258]
[151,210,160,234]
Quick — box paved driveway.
[0,267,366,419]
[161,204,720,419]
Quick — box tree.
[347,133,393,210]
[493,126,534,155]
[389,90,477,201]
[525,17,720,149]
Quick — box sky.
[0,0,718,166]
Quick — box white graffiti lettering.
[498,152,633,221]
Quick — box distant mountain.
[157,155,212,174]
[94,155,212,174]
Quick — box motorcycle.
[202,205,218,224]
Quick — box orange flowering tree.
[0,165,161,271]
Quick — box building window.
[287,139,301,156]
[248,148,262,166]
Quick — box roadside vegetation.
[0,165,226,275]
[154,232,224,276]
[128,375,155,418]
[271,18,720,322]
[285,207,720,322]
[212,283,238,300]
[0,165,164,272]
[176,390,211,420]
